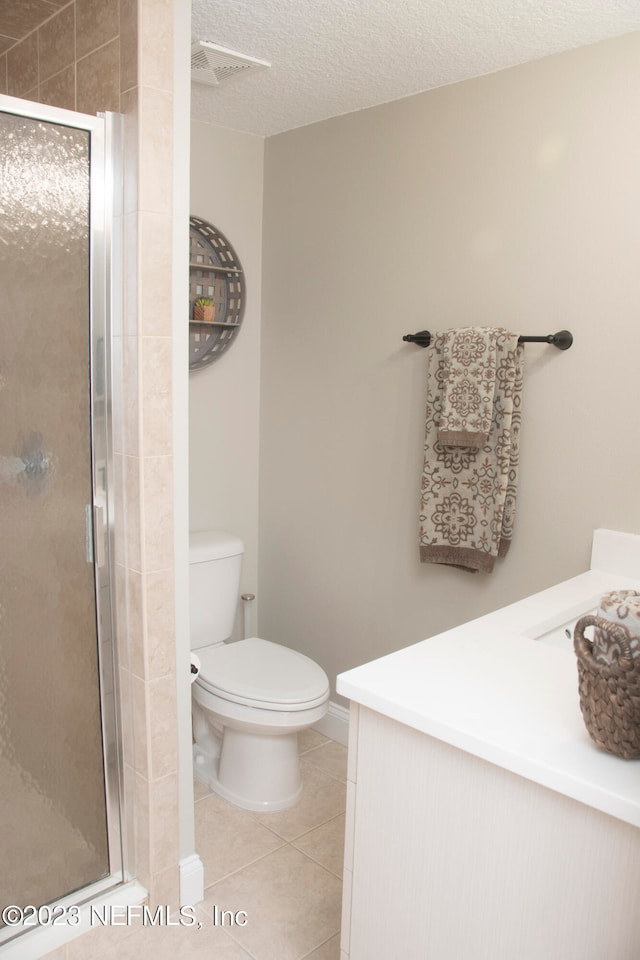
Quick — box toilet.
[189,530,330,811]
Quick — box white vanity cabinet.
[338,531,640,960]
[340,702,640,960]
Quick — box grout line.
[214,922,261,960]
[208,844,343,960]
[298,736,330,753]
[299,932,341,959]
[299,753,348,785]
[201,840,286,891]
[291,809,345,838]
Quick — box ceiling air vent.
[191,41,271,86]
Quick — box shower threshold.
[0,877,147,960]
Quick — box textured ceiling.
[191,0,640,137]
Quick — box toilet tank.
[189,531,244,650]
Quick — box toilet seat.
[195,637,329,711]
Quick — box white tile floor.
[194,729,347,960]
[41,731,347,960]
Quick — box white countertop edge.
[337,678,639,827]
[337,533,640,829]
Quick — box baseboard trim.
[313,700,350,746]
[180,853,204,906]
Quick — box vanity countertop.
[337,530,640,828]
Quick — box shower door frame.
[0,94,130,944]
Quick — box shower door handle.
[86,505,106,566]
[0,433,51,487]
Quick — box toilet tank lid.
[189,530,244,563]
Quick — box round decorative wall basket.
[189,216,245,371]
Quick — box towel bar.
[403,329,573,350]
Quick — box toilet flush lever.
[242,593,255,640]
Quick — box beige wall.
[260,32,640,702]
[189,121,265,635]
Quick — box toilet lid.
[195,637,330,710]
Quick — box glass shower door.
[0,105,114,921]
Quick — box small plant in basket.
[193,298,215,323]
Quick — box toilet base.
[193,727,303,812]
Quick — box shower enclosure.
[0,97,125,947]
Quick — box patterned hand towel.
[419,328,524,573]
[593,591,640,664]
[437,327,498,448]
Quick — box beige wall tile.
[116,648,136,776]
[120,761,138,876]
[0,53,7,93]
[145,569,177,679]
[119,670,134,769]
[75,0,119,60]
[38,3,75,82]
[141,456,174,572]
[113,455,127,564]
[123,333,141,455]
[110,333,125,453]
[139,211,173,336]
[122,214,140,342]
[7,33,39,97]
[149,864,180,912]
[124,454,143,571]
[135,772,152,889]
[132,673,150,777]
[119,0,137,93]
[141,337,173,456]
[126,568,146,679]
[1,1,59,41]
[138,0,173,91]
[149,674,178,779]
[150,772,179,876]
[39,63,75,110]
[77,37,120,114]
[137,86,173,214]
[114,561,130,653]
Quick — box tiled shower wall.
[1,0,179,910]
[0,0,134,114]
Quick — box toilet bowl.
[192,636,329,810]
[190,532,330,811]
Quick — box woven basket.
[574,614,640,760]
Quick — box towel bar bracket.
[403,329,573,350]
[402,330,432,348]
